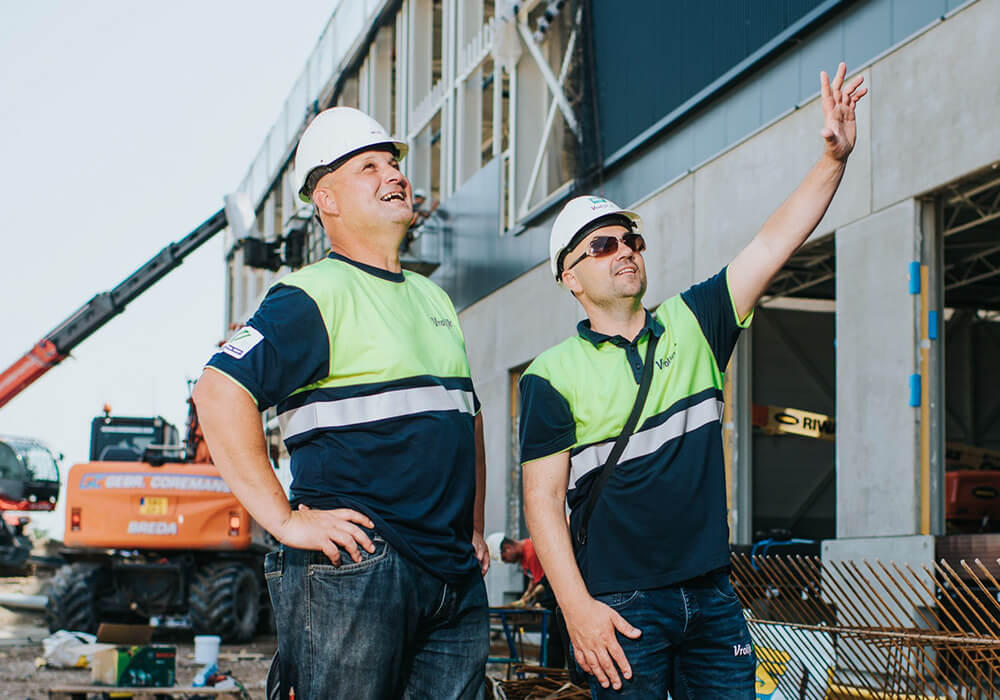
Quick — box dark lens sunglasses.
[565,233,646,272]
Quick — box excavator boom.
[0,208,227,409]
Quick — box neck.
[324,221,406,272]
[581,296,647,340]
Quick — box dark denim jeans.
[581,570,756,699]
[264,532,489,699]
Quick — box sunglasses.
[565,233,646,272]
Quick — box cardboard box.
[91,645,176,687]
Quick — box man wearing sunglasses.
[519,63,866,697]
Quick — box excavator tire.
[190,561,259,643]
[45,562,104,634]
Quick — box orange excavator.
[0,207,282,640]
[46,395,275,642]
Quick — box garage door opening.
[751,234,836,543]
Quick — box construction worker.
[494,536,546,606]
[192,107,489,699]
[519,63,866,697]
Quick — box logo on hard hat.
[588,197,613,211]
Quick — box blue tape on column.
[909,374,921,407]
[908,262,921,294]
[928,311,939,340]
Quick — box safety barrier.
[732,553,1000,698]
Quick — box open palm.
[820,62,867,162]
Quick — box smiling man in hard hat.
[519,64,866,697]
[193,107,489,699]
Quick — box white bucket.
[194,635,221,665]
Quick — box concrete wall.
[836,200,920,537]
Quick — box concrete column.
[835,200,920,537]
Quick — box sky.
[0,1,339,537]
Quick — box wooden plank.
[49,686,240,699]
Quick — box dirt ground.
[0,574,276,700]
[0,572,561,699]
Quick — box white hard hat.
[485,532,506,562]
[294,107,409,203]
[549,195,641,282]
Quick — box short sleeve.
[678,266,752,371]
[205,284,330,411]
[519,373,576,463]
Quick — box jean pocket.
[712,573,739,603]
[594,589,641,610]
[308,536,390,575]
[264,549,283,581]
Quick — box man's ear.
[312,184,340,217]
[561,268,583,295]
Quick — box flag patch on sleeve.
[222,326,264,359]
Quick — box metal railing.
[732,553,1000,698]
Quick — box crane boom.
[0,208,228,409]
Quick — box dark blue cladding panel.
[591,0,838,158]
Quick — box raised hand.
[820,62,867,162]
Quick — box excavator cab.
[89,415,181,463]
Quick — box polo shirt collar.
[577,310,664,348]
[328,251,405,283]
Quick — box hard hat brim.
[297,140,409,203]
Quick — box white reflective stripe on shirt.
[279,385,475,439]
[569,397,724,489]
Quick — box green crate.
[92,645,176,687]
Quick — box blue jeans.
[581,570,756,699]
[264,532,489,699]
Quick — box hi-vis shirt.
[207,252,480,580]
[518,268,751,595]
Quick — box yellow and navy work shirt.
[206,252,480,580]
[519,268,751,595]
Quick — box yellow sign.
[757,405,835,441]
[139,496,169,515]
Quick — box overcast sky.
[0,1,338,536]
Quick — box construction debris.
[489,665,589,699]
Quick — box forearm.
[523,470,590,612]
[729,154,846,318]
[758,153,845,259]
[473,413,486,533]
[193,370,292,539]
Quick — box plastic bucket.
[194,635,221,665]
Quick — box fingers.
[831,61,846,93]
[331,508,375,529]
[819,70,832,103]
[593,647,624,689]
[612,610,642,639]
[582,648,613,689]
[608,640,633,684]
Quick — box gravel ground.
[0,575,276,700]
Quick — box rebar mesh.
[732,553,1000,698]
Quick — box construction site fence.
[732,552,1000,699]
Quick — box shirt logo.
[430,316,453,328]
[734,642,753,656]
[222,325,264,359]
[655,350,677,370]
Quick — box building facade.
[223,0,1000,608]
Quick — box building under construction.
[222,0,1000,694]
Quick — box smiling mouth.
[380,192,406,202]
[615,266,638,276]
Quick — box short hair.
[500,537,516,550]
